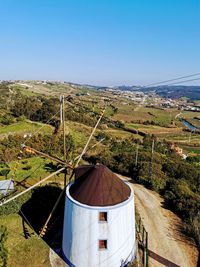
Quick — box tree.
[0,168,10,179]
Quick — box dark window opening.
[99,212,107,222]
[99,240,107,249]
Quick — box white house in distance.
[62,164,136,267]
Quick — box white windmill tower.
[63,164,136,267]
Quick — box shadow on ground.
[19,185,65,258]
[161,200,197,248]
[148,250,180,267]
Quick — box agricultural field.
[112,103,200,152]
[126,123,200,145]
[0,120,53,139]
[113,103,200,128]
[104,128,141,140]
[65,121,93,147]
[180,110,200,128]
[10,82,78,97]
[126,123,181,135]
[181,145,200,156]
[0,157,67,194]
[10,84,39,97]
[65,120,141,145]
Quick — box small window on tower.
[99,212,107,222]
[99,240,107,250]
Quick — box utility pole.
[189,131,192,143]
[60,95,63,124]
[62,95,67,187]
[149,139,154,181]
[62,95,66,162]
[135,144,139,166]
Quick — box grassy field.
[126,123,182,135]
[113,105,176,125]
[111,103,200,148]
[126,122,200,145]
[65,121,92,147]
[10,82,80,96]
[180,145,200,155]
[105,128,142,140]
[179,110,200,128]
[0,120,53,138]
[65,120,138,146]
[113,103,138,122]
[0,157,66,189]
[166,134,200,146]
[10,84,38,97]
[0,214,51,267]
[113,104,200,128]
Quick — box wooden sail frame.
[0,95,105,237]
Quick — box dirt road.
[129,182,198,267]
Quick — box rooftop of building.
[69,164,131,207]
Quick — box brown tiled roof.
[69,164,131,206]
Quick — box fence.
[135,211,148,267]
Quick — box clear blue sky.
[0,0,199,85]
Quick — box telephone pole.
[62,95,66,162]
[60,95,63,124]
[62,95,67,187]
[135,144,139,166]
[149,139,154,181]
[189,131,192,143]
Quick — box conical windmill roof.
[69,164,131,206]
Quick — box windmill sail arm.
[75,109,105,167]
[39,170,74,237]
[21,145,73,168]
[73,138,105,162]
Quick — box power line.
[24,109,60,145]
[163,77,200,86]
[143,72,200,87]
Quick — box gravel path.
[130,183,198,267]
[49,249,67,267]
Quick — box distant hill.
[1,80,200,100]
[95,84,200,100]
[65,83,140,92]
[73,82,200,100]
[141,85,200,100]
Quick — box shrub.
[22,165,32,171]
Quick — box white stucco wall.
[62,183,135,267]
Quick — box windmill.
[0,94,105,215]
[0,96,136,267]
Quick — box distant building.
[170,144,187,159]
[0,180,14,195]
